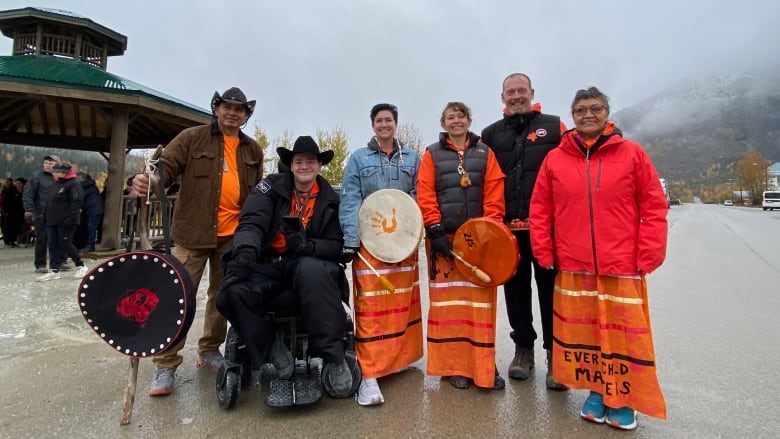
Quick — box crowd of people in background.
[0,153,108,282]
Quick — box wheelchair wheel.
[216,363,241,409]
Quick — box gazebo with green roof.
[0,7,211,250]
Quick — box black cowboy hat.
[276,136,334,167]
[210,87,256,118]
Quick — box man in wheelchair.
[216,136,356,405]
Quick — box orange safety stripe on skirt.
[552,271,667,419]
[425,242,497,389]
[353,248,423,378]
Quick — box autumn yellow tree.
[735,148,770,205]
[316,126,349,184]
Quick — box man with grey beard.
[481,73,568,390]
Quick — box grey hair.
[571,87,610,112]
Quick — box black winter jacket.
[45,175,83,226]
[22,170,55,215]
[231,172,343,263]
[80,175,104,216]
[481,111,561,220]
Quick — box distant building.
[768,162,780,190]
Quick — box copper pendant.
[460,171,471,188]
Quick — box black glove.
[284,230,314,257]
[224,248,255,285]
[426,223,453,260]
[340,246,359,264]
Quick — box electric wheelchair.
[215,268,362,409]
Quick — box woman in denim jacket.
[339,104,422,406]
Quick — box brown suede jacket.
[160,121,263,249]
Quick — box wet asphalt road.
[1,202,779,438]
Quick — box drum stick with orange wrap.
[451,251,492,284]
[356,251,395,293]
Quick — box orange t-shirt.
[217,135,241,236]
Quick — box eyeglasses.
[572,105,606,117]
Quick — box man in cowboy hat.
[216,135,355,397]
[132,86,263,396]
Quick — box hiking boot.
[545,349,568,390]
[73,265,89,280]
[449,375,471,389]
[35,267,49,274]
[606,407,638,430]
[148,368,175,396]
[195,350,225,372]
[36,270,61,282]
[327,358,353,397]
[580,391,607,424]
[508,345,534,380]
[357,378,384,406]
[261,333,294,379]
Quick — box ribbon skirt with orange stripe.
[426,247,497,388]
[352,248,423,379]
[552,271,666,419]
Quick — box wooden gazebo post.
[101,109,128,250]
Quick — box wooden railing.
[13,32,106,69]
[121,195,177,249]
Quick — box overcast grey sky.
[2,0,778,150]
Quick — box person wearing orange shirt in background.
[131,87,263,396]
[417,102,506,390]
[530,87,668,430]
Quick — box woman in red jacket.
[529,87,668,430]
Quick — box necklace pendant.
[460,172,471,188]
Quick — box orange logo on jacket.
[526,128,548,142]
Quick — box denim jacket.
[339,137,421,247]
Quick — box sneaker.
[35,267,48,274]
[449,375,471,389]
[327,358,354,397]
[546,349,568,390]
[148,368,175,396]
[73,265,89,279]
[263,332,293,379]
[195,350,225,372]
[36,270,62,282]
[606,407,638,430]
[357,378,384,406]
[508,346,534,380]
[580,391,607,424]
[59,262,73,271]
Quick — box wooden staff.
[120,144,163,425]
[356,251,395,293]
[451,251,492,284]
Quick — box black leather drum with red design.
[77,250,196,358]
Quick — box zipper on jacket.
[585,148,599,275]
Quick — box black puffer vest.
[427,132,488,233]
[481,112,561,220]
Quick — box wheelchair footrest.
[265,366,322,407]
